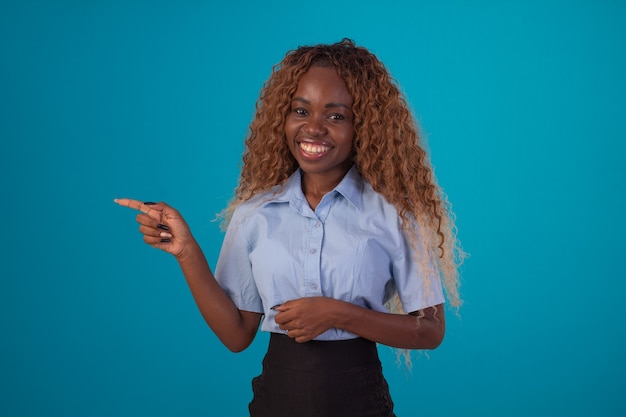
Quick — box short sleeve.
[391,230,445,313]
[214,207,264,313]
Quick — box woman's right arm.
[114,199,262,352]
[175,239,262,352]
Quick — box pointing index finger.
[114,198,159,215]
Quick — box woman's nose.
[303,116,327,136]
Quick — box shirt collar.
[334,165,364,209]
[267,165,364,210]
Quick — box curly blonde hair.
[222,38,465,311]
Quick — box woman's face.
[284,66,354,181]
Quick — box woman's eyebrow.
[292,97,350,109]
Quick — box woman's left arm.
[273,298,444,349]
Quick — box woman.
[115,39,464,417]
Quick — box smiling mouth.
[299,141,332,154]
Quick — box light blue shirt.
[215,165,444,340]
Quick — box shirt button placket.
[305,217,323,296]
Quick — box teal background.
[2,1,625,416]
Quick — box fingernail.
[144,202,156,205]
[157,224,169,231]
[160,238,171,243]
[160,232,172,239]
[271,304,282,310]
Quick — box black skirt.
[249,333,396,417]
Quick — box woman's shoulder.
[360,181,401,217]
[230,185,284,219]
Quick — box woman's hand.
[276,297,446,349]
[274,297,340,343]
[114,198,194,259]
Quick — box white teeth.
[300,142,330,154]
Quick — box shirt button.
[314,221,321,228]
[310,283,318,290]
[310,248,317,254]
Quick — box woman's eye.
[329,114,345,120]
[293,108,307,116]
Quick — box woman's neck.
[300,168,349,210]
